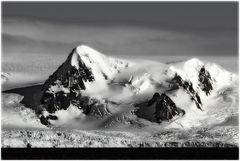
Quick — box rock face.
[198,66,213,95]
[40,48,94,114]
[170,73,203,111]
[148,93,185,123]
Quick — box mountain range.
[31,45,238,129]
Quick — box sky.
[2,2,238,58]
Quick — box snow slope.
[2,93,46,129]
[74,45,131,96]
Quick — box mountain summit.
[40,45,130,124]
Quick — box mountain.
[40,45,131,125]
[39,45,238,129]
[1,72,10,84]
[168,58,237,91]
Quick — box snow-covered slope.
[2,93,46,129]
[75,45,131,95]
[74,45,129,79]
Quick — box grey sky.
[2,2,238,57]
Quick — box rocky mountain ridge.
[37,45,237,128]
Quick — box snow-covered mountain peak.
[76,45,106,60]
[70,45,106,69]
[41,45,132,113]
[168,58,203,89]
[70,45,130,81]
[168,57,237,92]
[185,57,203,65]
[183,58,204,71]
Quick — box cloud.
[2,17,237,57]
[2,33,82,55]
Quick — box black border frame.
[1,1,239,160]
[1,148,239,160]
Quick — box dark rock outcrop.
[40,114,58,126]
[40,115,50,126]
[170,73,203,111]
[198,66,213,95]
[148,93,185,123]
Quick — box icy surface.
[2,127,238,147]
[2,93,46,129]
